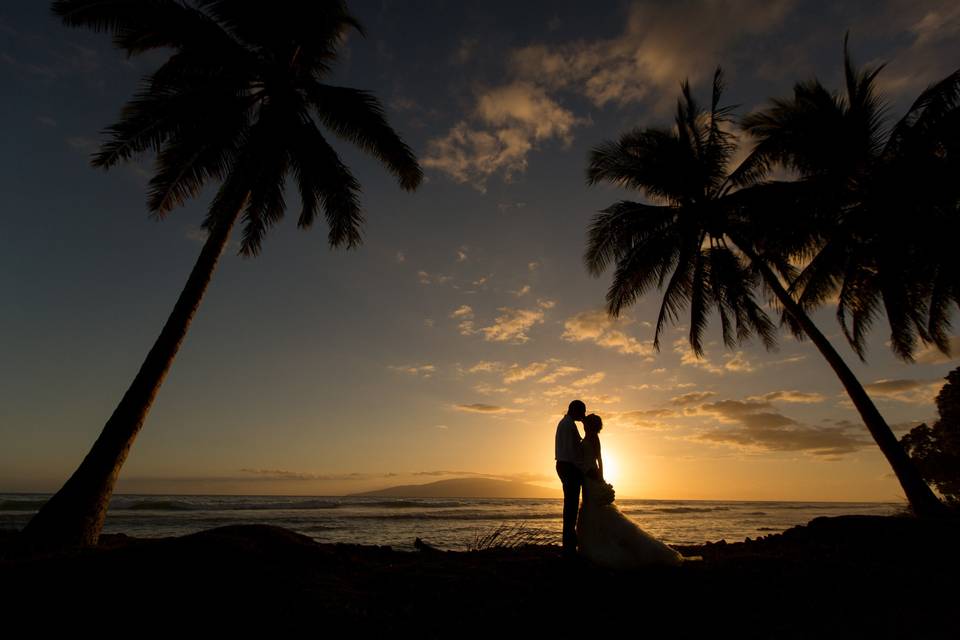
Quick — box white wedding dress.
[576,438,684,568]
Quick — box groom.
[555,399,587,558]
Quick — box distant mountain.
[348,477,560,499]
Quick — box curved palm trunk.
[21,208,242,550]
[733,238,948,518]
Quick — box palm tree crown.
[22,0,422,550]
[739,34,960,361]
[585,67,776,357]
[585,59,951,518]
[55,0,423,255]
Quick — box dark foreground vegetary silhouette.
[583,37,960,518]
[23,0,422,550]
[2,515,958,636]
[901,367,960,508]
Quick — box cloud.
[528,261,540,271]
[66,136,98,153]
[450,305,474,318]
[388,364,436,378]
[914,337,960,364]
[423,82,584,191]
[670,391,717,405]
[453,403,522,414]
[571,372,605,387]
[467,360,504,374]
[696,425,870,457]
[672,338,755,374]
[419,270,454,285]
[510,285,532,297]
[503,362,550,384]
[538,366,583,384]
[473,383,509,395]
[395,251,406,263]
[236,468,398,481]
[471,306,546,344]
[688,398,871,456]
[456,246,469,262]
[542,371,607,398]
[612,408,680,430]
[746,390,826,404]
[451,305,476,335]
[870,2,960,98]
[508,0,793,111]
[562,309,654,357]
[863,378,943,404]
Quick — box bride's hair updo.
[584,413,603,433]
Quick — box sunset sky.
[2,0,960,501]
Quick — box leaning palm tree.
[22,0,422,549]
[584,65,947,517]
[739,34,960,363]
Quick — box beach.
[2,514,956,637]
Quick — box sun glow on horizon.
[602,450,621,486]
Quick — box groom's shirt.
[555,414,583,465]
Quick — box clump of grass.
[469,522,555,551]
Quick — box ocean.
[0,493,904,551]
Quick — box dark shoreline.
[2,514,956,637]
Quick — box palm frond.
[586,129,691,204]
[287,118,364,249]
[651,235,696,351]
[306,84,422,191]
[584,201,674,277]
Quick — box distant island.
[348,477,560,499]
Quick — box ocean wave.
[0,499,47,511]
[339,511,559,521]
[112,499,343,511]
[124,500,195,511]
[649,506,731,514]
[350,500,468,509]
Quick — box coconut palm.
[584,65,947,517]
[739,34,960,363]
[23,0,422,549]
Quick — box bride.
[576,413,686,568]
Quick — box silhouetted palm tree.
[738,34,960,363]
[737,36,959,516]
[584,65,947,517]
[23,0,422,549]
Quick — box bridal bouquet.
[592,478,616,505]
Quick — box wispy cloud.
[538,365,583,384]
[562,309,653,357]
[913,337,960,364]
[503,362,550,384]
[453,403,522,414]
[670,391,717,405]
[388,364,436,378]
[746,390,825,404]
[672,338,755,374]
[419,270,454,285]
[423,82,585,191]
[688,398,871,456]
[611,408,680,430]
[863,378,943,404]
[509,0,793,111]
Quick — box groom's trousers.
[555,460,583,554]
